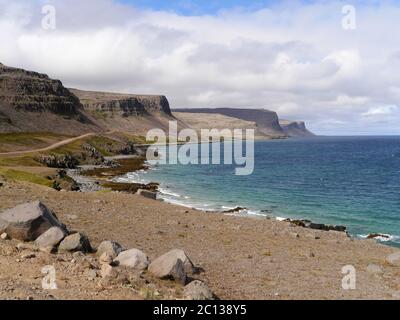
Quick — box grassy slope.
[0,132,72,153]
[0,131,148,188]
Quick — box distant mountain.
[174,108,315,138]
[0,63,315,138]
[70,88,181,135]
[279,120,315,137]
[0,63,179,135]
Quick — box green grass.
[49,135,121,157]
[0,155,41,167]
[0,168,53,187]
[118,133,148,144]
[0,132,71,153]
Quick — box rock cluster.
[284,218,347,233]
[38,155,79,169]
[0,201,215,300]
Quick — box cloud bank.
[1,0,400,135]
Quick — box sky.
[1,0,400,135]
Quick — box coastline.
[73,154,399,247]
[1,178,400,299]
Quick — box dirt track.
[0,133,95,157]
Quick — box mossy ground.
[0,167,53,187]
[0,132,71,153]
[0,131,149,189]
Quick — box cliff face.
[174,108,315,138]
[0,63,99,134]
[0,64,82,114]
[0,63,175,135]
[69,89,179,135]
[174,108,287,138]
[70,89,172,117]
[279,120,315,137]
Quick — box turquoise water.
[117,137,400,246]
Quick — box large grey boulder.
[58,232,92,253]
[148,249,194,284]
[0,201,66,241]
[155,249,196,274]
[97,240,125,259]
[183,280,215,300]
[35,226,67,251]
[113,249,149,270]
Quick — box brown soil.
[1,180,400,300]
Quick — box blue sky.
[118,0,393,15]
[118,0,314,14]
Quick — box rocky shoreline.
[67,158,393,244]
[1,178,400,299]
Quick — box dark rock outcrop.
[38,155,80,169]
[0,63,100,134]
[279,120,315,137]
[285,218,347,233]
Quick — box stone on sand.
[113,249,149,270]
[96,240,125,259]
[148,249,195,284]
[156,249,196,274]
[183,280,215,300]
[0,201,66,241]
[58,233,92,253]
[35,227,67,250]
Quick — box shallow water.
[117,136,400,246]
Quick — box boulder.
[155,249,196,274]
[58,232,92,253]
[0,201,66,241]
[149,254,187,284]
[113,249,149,270]
[148,249,195,284]
[96,240,125,259]
[137,189,157,200]
[183,280,215,300]
[35,226,67,251]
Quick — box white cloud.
[362,105,399,117]
[1,0,400,134]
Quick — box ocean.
[117,136,400,246]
